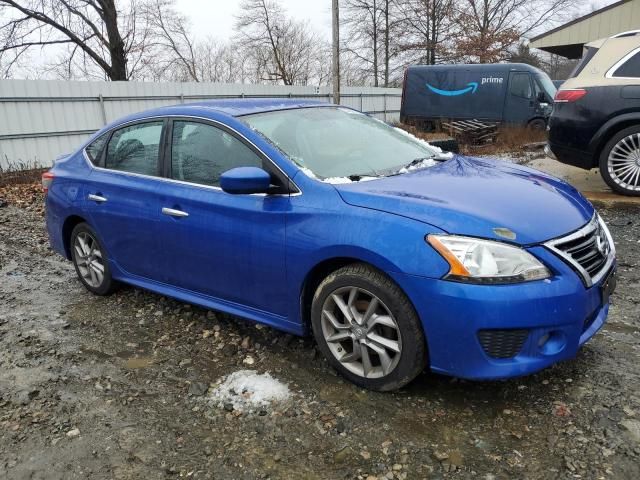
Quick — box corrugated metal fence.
[0,80,402,170]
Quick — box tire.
[528,118,547,131]
[70,222,116,295]
[311,263,427,391]
[599,125,640,196]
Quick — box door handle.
[162,207,189,218]
[88,194,107,203]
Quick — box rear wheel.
[599,126,640,196]
[528,118,547,131]
[70,223,116,295]
[311,263,427,391]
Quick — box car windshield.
[242,107,440,179]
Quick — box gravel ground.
[0,200,639,480]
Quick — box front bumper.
[389,246,615,380]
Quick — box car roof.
[115,98,332,126]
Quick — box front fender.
[285,195,451,324]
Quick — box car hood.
[333,155,594,245]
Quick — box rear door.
[84,119,168,281]
[156,118,290,317]
[504,72,535,124]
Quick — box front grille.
[545,215,613,286]
[477,329,529,359]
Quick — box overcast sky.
[174,0,333,42]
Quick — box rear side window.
[510,73,532,98]
[612,50,640,78]
[570,47,598,78]
[105,122,163,176]
[170,121,262,187]
[85,133,108,165]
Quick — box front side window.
[105,122,163,176]
[613,50,640,78]
[242,107,438,179]
[170,121,262,187]
[510,73,532,98]
[85,133,108,165]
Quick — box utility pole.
[332,0,340,104]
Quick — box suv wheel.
[599,126,640,196]
[311,263,427,391]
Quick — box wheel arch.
[61,214,88,260]
[590,113,640,167]
[298,256,422,338]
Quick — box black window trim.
[100,118,168,176]
[81,114,300,196]
[607,46,640,79]
[165,116,295,194]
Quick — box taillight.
[42,171,54,193]
[554,89,587,103]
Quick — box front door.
[504,72,535,125]
[157,119,289,317]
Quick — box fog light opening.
[538,330,567,356]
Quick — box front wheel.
[599,126,640,196]
[311,263,427,391]
[70,223,116,295]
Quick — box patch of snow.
[209,370,291,412]
[322,176,353,184]
[392,127,455,159]
[397,158,439,174]
[298,166,318,179]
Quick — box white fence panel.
[0,80,401,169]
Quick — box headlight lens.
[427,234,551,284]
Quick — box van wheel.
[528,118,546,131]
[599,126,640,196]
[311,263,427,391]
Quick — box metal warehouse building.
[530,0,640,58]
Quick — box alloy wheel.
[608,133,640,192]
[74,231,105,288]
[321,286,402,379]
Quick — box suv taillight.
[42,171,54,193]
[554,89,587,103]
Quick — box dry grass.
[396,123,547,156]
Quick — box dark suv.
[547,30,640,196]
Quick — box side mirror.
[537,91,547,103]
[220,167,272,194]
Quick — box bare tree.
[140,0,199,81]
[0,0,152,80]
[395,0,455,65]
[235,0,326,86]
[453,0,579,63]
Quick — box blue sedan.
[43,100,617,391]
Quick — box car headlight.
[427,234,551,284]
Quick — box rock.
[66,428,80,438]
[620,419,640,443]
[222,344,237,357]
[433,450,449,461]
[223,403,234,412]
[241,336,252,349]
[243,356,255,365]
[360,450,371,460]
[178,359,192,368]
[188,382,209,396]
